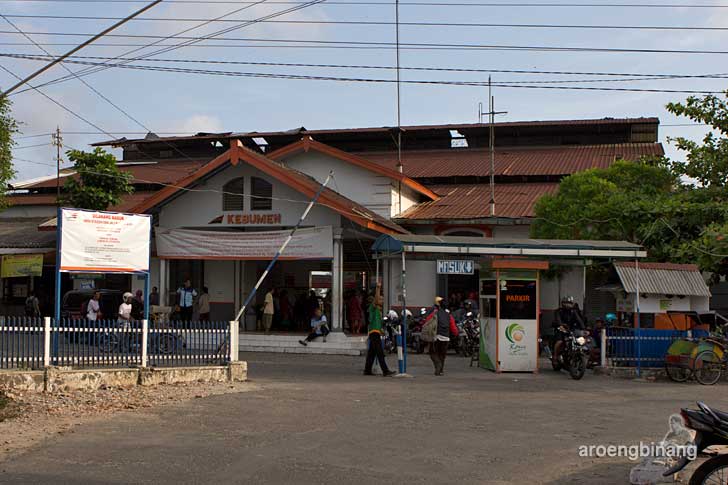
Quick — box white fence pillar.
[43,316,51,367]
[331,230,343,332]
[600,327,607,368]
[141,319,149,368]
[229,320,239,362]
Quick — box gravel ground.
[0,380,256,460]
[0,353,727,484]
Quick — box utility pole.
[51,126,62,205]
[478,78,507,218]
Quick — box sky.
[1,0,727,182]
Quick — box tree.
[0,95,18,209]
[60,148,133,210]
[666,91,728,188]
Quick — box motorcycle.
[551,325,592,380]
[382,312,398,354]
[408,308,429,354]
[662,402,728,485]
[458,311,480,357]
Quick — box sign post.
[54,208,152,363]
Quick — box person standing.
[347,290,364,334]
[198,286,210,321]
[363,281,396,377]
[149,286,160,307]
[118,293,133,324]
[262,288,275,333]
[86,291,101,321]
[24,291,40,318]
[430,296,451,376]
[176,279,197,322]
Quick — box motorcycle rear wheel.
[693,350,723,386]
[551,356,562,371]
[569,354,587,380]
[689,454,728,485]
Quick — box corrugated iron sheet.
[0,218,57,249]
[614,262,710,297]
[361,143,664,178]
[396,183,559,220]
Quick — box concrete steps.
[239,333,367,356]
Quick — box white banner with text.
[59,208,151,273]
[155,226,333,260]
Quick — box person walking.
[24,291,40,318]
[176,279,197,322]
[430,296,451,376]
[363,281,396,377]
[262,288,275,333]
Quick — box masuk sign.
[437,259,475,275]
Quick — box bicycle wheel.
[665,363,692,383]
[98,332,119,353]
[694,350,723,386]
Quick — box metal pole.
[2,0,164,95]
[635,259,641,377]
[234,172,333,322]
[489,78,495,217]
[400,250,408,374]
[52,126,62,205]
[53,207,62,364]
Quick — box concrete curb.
[0,362,247,393]
[594,366,666,380]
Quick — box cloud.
[172,114,225,134]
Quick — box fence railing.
[603,327,710,368]
[0,316,238,370]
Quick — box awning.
[372,234,646,259]
[614,261,710,297]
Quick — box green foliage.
[0,95,18,209]
[60,148,133,210]
[666,90,728,188]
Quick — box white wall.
[384,258,437,310]
[281,151,394,218]
[159,162,341,229]
[540,267,585,311]
[391,185,421,217]
[205,260,235,304]
[0,205,56,218]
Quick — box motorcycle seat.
[699,403,728,425]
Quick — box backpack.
[421,313,437,343]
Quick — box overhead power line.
[5,14,728,31]
[2,0,727,7]
[0,0,164,95]
[6,55,723,93]
[5,52,728,83]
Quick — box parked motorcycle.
[408,308,429,354]
[382,311,398,354]
[663,402,728,484]
[458,311,480,357]
[551,325,592,380]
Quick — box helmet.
[605,313,617,324]
[123,292,133,299]
[387,310,399,320]
[434,296,444,305]
[403,309,413,318]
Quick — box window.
[223,177,245,211]
[251,176,273,211]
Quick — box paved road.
[2,352,728,484]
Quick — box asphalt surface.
[2,352,728,484]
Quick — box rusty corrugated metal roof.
[614,261,710,297]
[8,192,158,213]
[361,143,664,178]
[22,160,209,189]
[395,183,559,220]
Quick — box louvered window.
[223,177,245,211]
[251,177,273,211]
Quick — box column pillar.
[159,258,168,306]
[331,228,344,332]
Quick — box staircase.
[238,332,367,356]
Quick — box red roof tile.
[8,192,158,213]
[396,183,559,221]
[614,261,701,272]
[359,143,664,178]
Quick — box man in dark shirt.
[430,296,451,376]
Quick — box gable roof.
[131,140,407,235]
[266,137,439,201]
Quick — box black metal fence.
[0,317,235,370]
